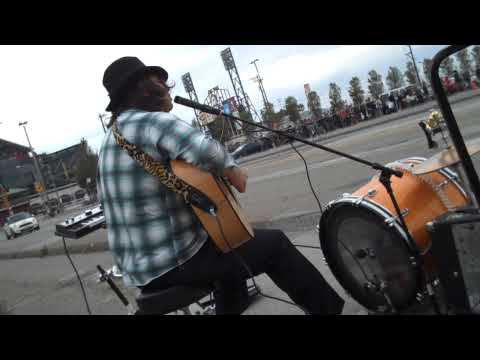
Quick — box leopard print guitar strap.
[111,123,217,213]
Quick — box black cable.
[294,244,322,249]
[213,214,309,314]
[62,236,92,315]
[287,141,374,288]
[289,141,323,214]
[225,121,379,310]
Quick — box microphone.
[174,96,222,116]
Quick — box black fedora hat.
[103,56,168,112]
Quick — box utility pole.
[250,59,272,140]
[406,45,422,87]
[18,121,49,208]
[250,59,270,109]
[99,114,107,134]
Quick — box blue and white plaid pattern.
[97,109,237,287]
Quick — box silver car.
[3,212,40,239]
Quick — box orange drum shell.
[353,168,468,254]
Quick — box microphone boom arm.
[174,96,403,178]
[174,96,424,262]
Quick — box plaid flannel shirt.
[97,109,237,287]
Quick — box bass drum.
[319,157,469,313]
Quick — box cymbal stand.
[378,169,442,314]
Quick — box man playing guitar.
[98,56,345,314]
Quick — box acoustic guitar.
[170,160,254,253]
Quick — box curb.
[237,90,480,165]
[0,210,322,260]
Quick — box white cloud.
[0,45,446,154]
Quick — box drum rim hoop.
[387,156,469,200]
[321,196,417,253]
[319,198,422,312]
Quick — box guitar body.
[170,160,254,253]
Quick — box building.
[37,142,85,188]
[0,138,87,224]
[0,138,35,194]
[0,138,35,224]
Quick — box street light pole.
[250,59,272,141]
[99,114,107,134]
[407,45,422,87]
[250,59,270,109]
[18,121,49,208]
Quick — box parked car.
[74,189,86,200]
[46,198,62,217]
[61,194,73,204]
[3,212,40,239]
[231,139,273,160]
[30,202,46,216]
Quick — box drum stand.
[378,169,443,315]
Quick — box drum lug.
[426,221,435,232]
[367,189,377,198]
[435,179,451,190]
[342,193,351,198]
[385,208,409,226]
[354,195,368,206]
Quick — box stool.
[136,285,214,315]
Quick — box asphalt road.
[1,95,479,315]
[4,96,480,255]
[238,96,480,223]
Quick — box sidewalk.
[0,208,322,260]
[0,229,368,315]
[237,88,480,165]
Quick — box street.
[1,95,479,315]
[238,96,480,223]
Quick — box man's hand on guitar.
[224,167,248,193]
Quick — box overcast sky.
[0,45,446,154]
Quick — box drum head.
[320,203,420,312]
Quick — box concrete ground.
[0,230,367,315]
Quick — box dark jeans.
[139,229,345,315]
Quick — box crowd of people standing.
[301,74,478,139]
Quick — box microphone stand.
[175,97,441,313]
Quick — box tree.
[386,66,405,90]
[423,58,433,84]
[74,139,98,193]
[348,77,365,106]
[307,91,322,119]
[329,82,344,113]
[260,102,278,128]
[367,70,385,99]
[207,115,238,144]
[455,48,472,74]
[284,96,302,124]
[440,56,456,77]
[471,46,480,68]
[404,62,418,86]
